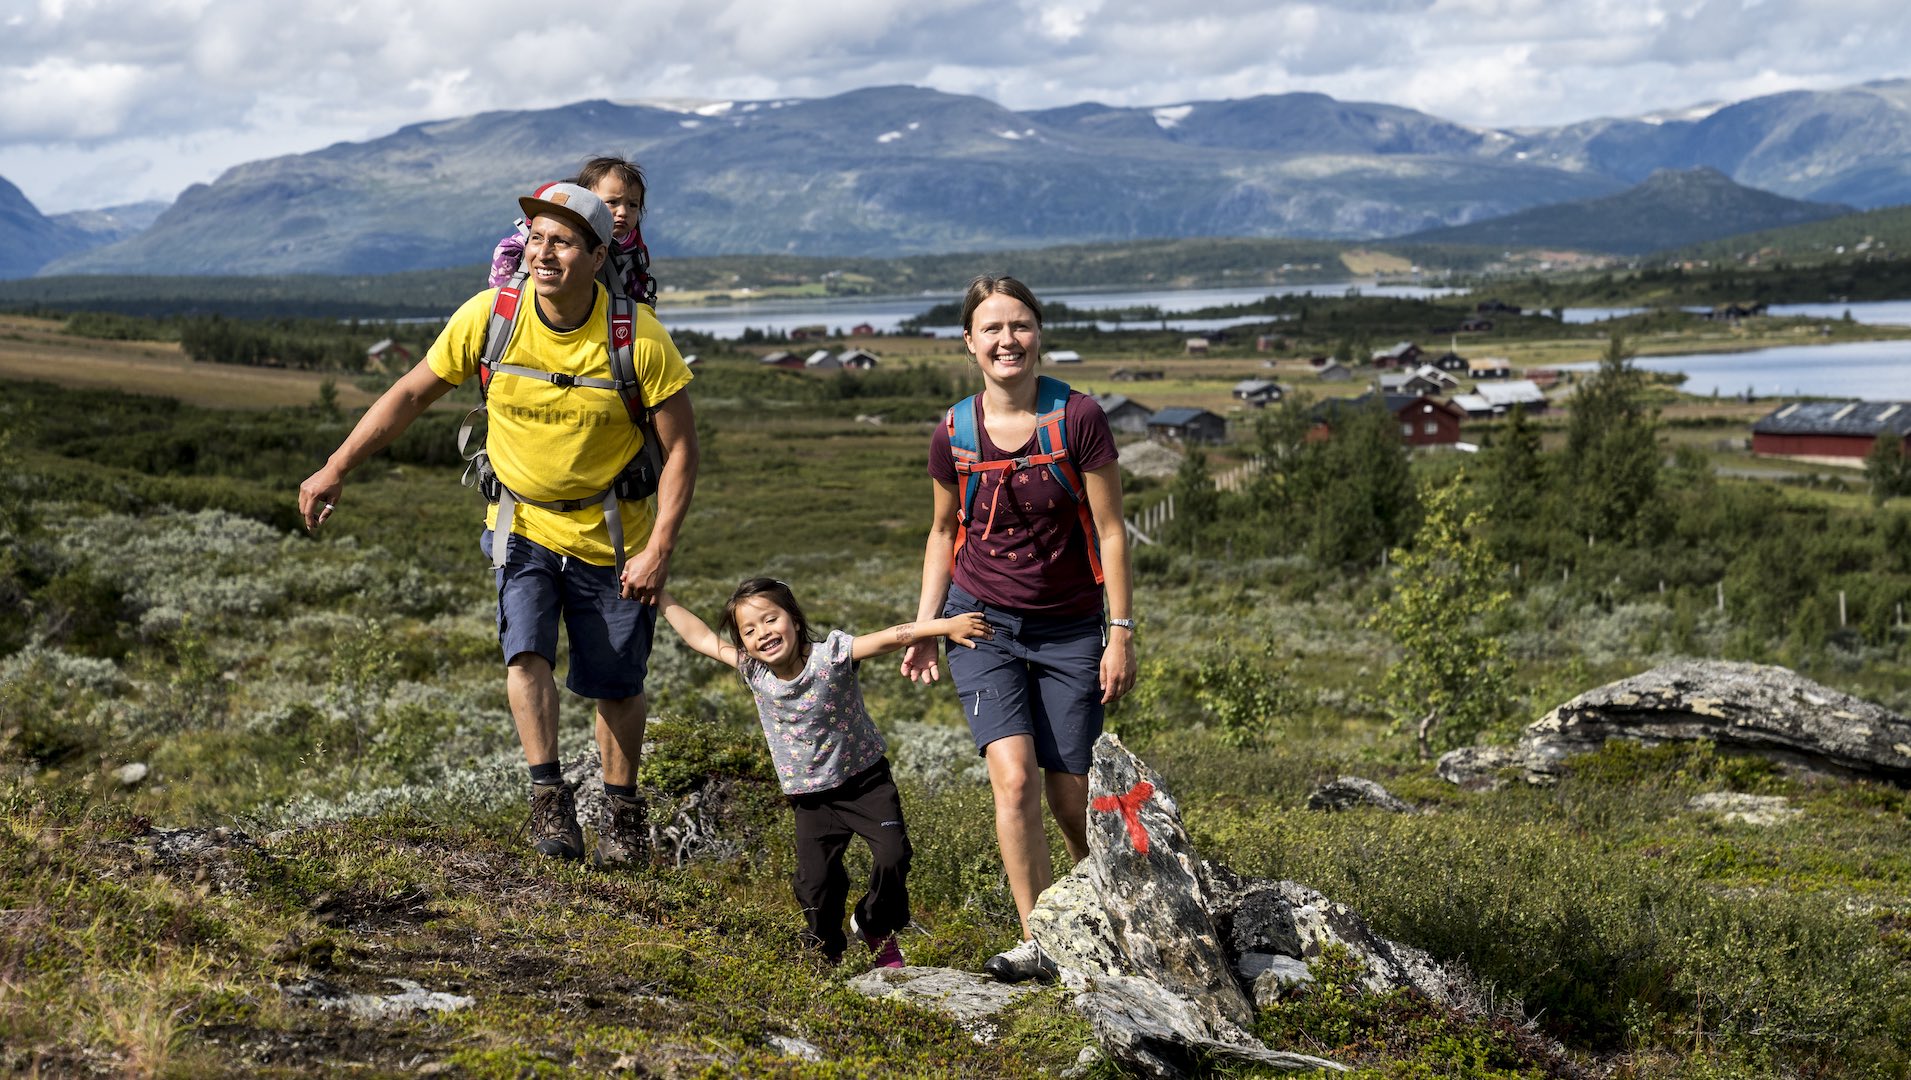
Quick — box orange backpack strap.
[943,378,1103,584]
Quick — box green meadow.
[1,324,1909,1077]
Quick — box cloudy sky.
[3,0,1906,214]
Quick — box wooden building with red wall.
[1752,401,1911,464]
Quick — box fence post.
[1717,581,1725,613]
[1839,591,1847,628]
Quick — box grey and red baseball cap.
[519,181,615,249]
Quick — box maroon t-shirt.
[928,391,1117,618]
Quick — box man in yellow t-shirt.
[298,183,698,866]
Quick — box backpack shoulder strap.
[945,393,987,549]
[476,271,530,403]
[1031,376,1083,498]
[1030,376,1105,585]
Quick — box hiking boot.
[527,782,583,861]
[983,938,1057,983]
[851,914,905,969]
[593,793,650,867]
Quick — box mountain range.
[6,79,1911,278]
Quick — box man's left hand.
[620,548,670,604]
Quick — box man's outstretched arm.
[619,389,698,602]
[298,358,457,532]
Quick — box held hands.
[298,466,344,533]
[899,639,941,684]
[620,548,670,604]
[942,611,993,649]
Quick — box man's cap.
[519,181,614,249]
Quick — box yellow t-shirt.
[427,285,693,565]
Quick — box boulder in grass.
[1305,776,1411,813]
[1521,660,1911,786]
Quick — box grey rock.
[113,762,150,787]
[1306,776,1411,813]
[1028,862,1129,977]
[766,1035,824,1062]
[1521,660,1911,785]
[1069,971,1345,1077]
[1248,957,1318,1008]
[846,966,1047,1044]
[1688,792,1802,826]
[1238,951,1313,984]
[1436,746,1525,791]
[1085,733,1254,1029]
[285,977,473,1020]
[1207,864,1465,1008]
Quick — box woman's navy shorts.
[942,581,1104,774]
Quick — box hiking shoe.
[593,793,650,867]
[983,938,1057,983]
[851,914,905,969]
[527,782,583,861]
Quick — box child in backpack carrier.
[658,579,992,966]
[491,155,658,305]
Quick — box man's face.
[523,213,606,305]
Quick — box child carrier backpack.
[456,259,665,572]
[945,375,1103,584]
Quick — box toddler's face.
[591,174,639,243]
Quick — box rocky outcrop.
[847,967,1049,1044]
[1435,746,1524,791]
[848,734,1502,1075]
[1520,660,1911,785]
[1306,776,1411,813]
[1205,865,1464,1008]
[1687,792,1802,826]
[1081,734,1254,1030]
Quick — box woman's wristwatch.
[1108,618,1135,633]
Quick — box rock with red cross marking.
[1083,733,1254,1030]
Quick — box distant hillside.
[31,79,1911,277]
[0,237,1503,320]
[1396,168,1851,255]
[0,175,90,280]
[1656,203,1911,264]
[50,201,171,246]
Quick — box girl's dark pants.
[789,757,912,960]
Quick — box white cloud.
[2,0,1907,212]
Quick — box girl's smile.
[735,595,805,676]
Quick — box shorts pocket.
[961,686,997,719]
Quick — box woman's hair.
[959,274,1043,333]
[720,577,817,657]
[574,156,647,221]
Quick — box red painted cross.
[1092,781,1154,855]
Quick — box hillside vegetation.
[2,332,1908,1077]
[1401,167,1852,256]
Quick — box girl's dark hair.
[720,577,817,659]
[574,156,647,221]
[960,274,1043,333]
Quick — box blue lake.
[1563,299,1911,326]
[1563,340,1911,401]
[658,281,1458,338]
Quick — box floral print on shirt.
[742,629,886,795]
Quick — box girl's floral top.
[742,630,886,795]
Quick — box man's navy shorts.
[483,530,654,701]
[942,581,1104,774]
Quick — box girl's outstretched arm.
[852,611,991,662]
[658,590,742,668]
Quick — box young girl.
[659,579,991,966]
[491,155,658,305]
